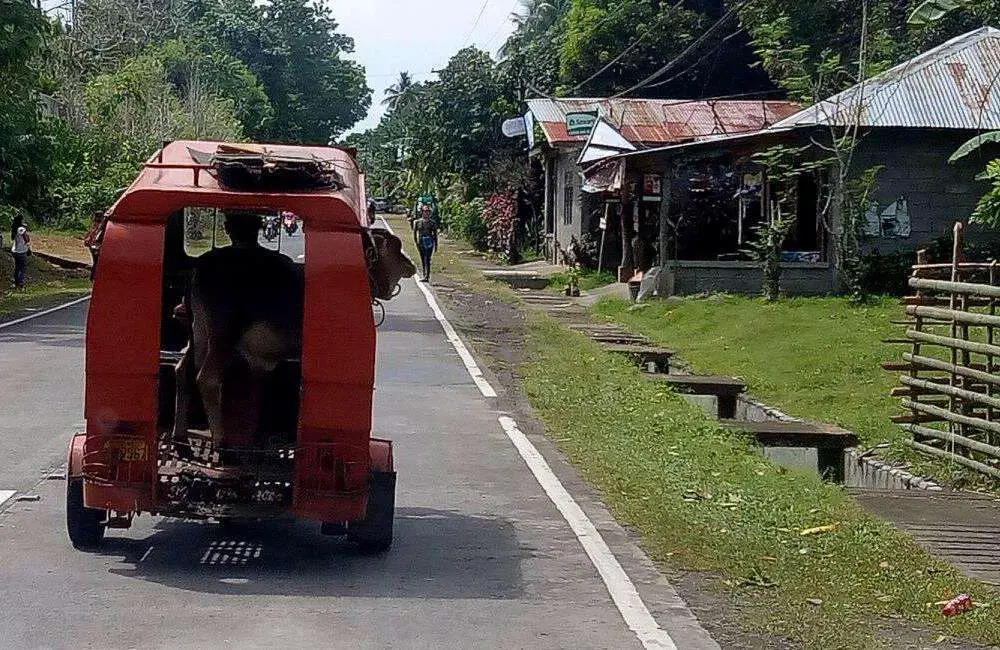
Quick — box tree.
[192,0,371,143]
[48,39,252,227]
[0,0,51,216]
[382,71,418,113]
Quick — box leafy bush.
[443,198,488,251]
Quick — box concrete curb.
[33,250,91,270]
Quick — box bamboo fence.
[886,222,1000,480]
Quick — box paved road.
[0,232,713,649]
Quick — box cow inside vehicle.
[159,207,414,465]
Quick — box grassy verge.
[595,295,901,448]
[592,295,998,488]
[409,224,1000,646]
[0,255,91,318]
[521,321,999,647]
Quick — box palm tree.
[381,71,416,113]
[501,0,569,59]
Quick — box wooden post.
[597,203,609,272]
[949,222,964,442]
[618,163,635,283]
[659,169,674,296]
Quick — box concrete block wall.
[664,261,837,296]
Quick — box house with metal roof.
[524,98,801,264]
[580,27,1000,296]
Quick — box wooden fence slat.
[900,375,1000,410]
[907,305,1000,328]
[906,329,1000,358]
[902,401,1000,449]
[902,353,1000,386]
[909,277,1000,298]
[903,438,1000,480]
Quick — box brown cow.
[173,213,415,458]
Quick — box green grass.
[405,220,1000,646]
[592,294,1000,488]
[595,296,904,446]
[522,319,1000,648]
[548,269,617,292]
[0,255,91,317]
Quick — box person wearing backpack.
[10,215,30,290]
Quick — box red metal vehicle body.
[66,141,395,551]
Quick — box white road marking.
[412,271,682,650]
[498,416,678,650]
[0,491,15,508]
[414,279,497,398]
[0,295,91,331]
[139,546,154,563]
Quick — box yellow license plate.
[117,440,148,462]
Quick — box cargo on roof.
[109,140,365,229]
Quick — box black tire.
[66,478,106,550]
[347,471,395,554]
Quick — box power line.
[609,0,754,100]
[564,27,651,94]
[462,0,492,47]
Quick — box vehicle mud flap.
[66,478,106,550]
[347,471,395,553]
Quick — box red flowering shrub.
[482,191,516,260]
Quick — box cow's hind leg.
[172,348,193,459]
[196,345,228,453]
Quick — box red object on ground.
[941,594,974,616]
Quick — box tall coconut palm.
[501,0,569,59]
[381,71,416,113]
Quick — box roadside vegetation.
[522,320,999,648]
[548,269,616,292]
[411,225,1000,647]
[0,255,90,318]
[596,295,901,447]
[594,294,1000,490]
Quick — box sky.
[325,0,518,134]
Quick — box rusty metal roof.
[526,98,801,147]
[774,27,1000,130]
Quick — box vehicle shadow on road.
[100,507,525,599]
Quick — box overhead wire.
[462,0,493,47]
[608,0,755,100]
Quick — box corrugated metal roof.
[774,27,1000,129]
[526,98,801,146]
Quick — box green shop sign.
[566,111,598,136]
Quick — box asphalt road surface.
[0,226,715,649]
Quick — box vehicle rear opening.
[156,207,305,517]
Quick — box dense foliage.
[1,0,371,230]
[350,0,1000,263]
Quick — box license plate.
[117,440,148,462]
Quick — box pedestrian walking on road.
[10,215,30,290]
[413,203,438,282]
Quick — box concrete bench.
[602,344,675,373]
[646,374,745,418]
[720,419,859,481]
[567,325,650,346]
